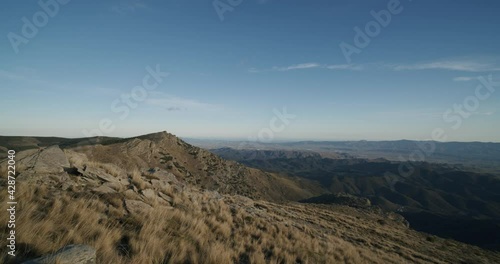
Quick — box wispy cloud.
[250,59,498,74]
[272,63,321,71]
[389,60,500,72]
[250,63,363,73]
[146,92,222,112]
[326,64,364,71]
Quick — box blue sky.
[0,0,499,142]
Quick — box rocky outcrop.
[12,147,74,184]
[23,244,96,264]
[3,146,69,174]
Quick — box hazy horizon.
[1,130,500,144]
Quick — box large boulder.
[12,146,70,174]
[23,244,96,264]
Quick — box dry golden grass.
[130,168,147,190]
[0,160,28,176]
[1,168,499,264]
[159,184,174,198]
[66,150,128,180]
[65,150,88,168]
[0,183,126,264]
[98,163,124,178]
[0,179,371,264]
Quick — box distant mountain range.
[211,147,500,250]
[186,139,500,174]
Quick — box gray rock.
[23,244,96,264]
[125,199,152,214]
[3,149,38,165]
[141,189,156,200]
[35,146,70,172]
[11,146,70,174]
